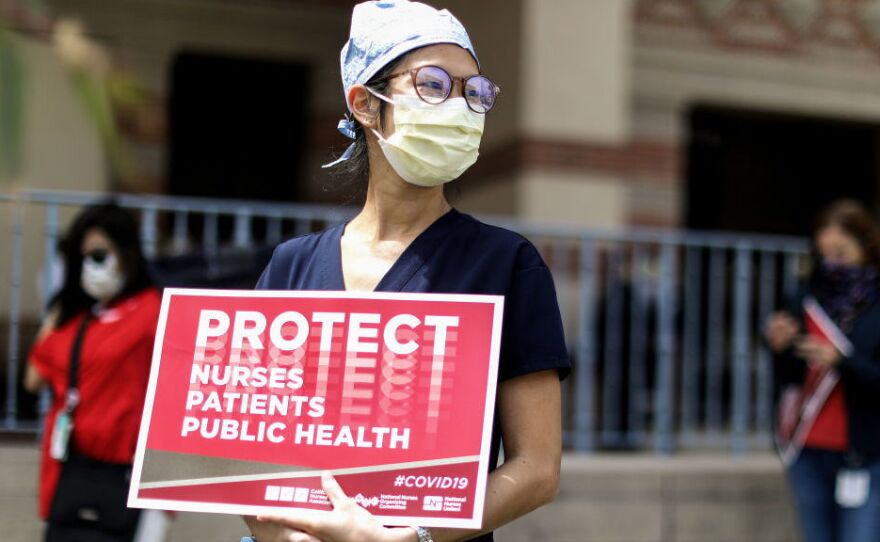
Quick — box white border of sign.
[128,288,504,529]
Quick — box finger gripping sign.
[128,289,503,529]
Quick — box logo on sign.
[355,493,380,508]
[423,496,443,511]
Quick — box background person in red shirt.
[767,200,880,542]
[24,202,161,542]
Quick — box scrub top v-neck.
[256,207,569,381]
[326,208,465,292]
[255,208,570,542]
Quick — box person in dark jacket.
[766,199,880,542]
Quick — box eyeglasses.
[376,65,500,114]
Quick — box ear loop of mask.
[366,87,394,105]
[365,88,395,140]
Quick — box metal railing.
[1,189,811,453]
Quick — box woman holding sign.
[247,1,569,541]
[766,200,880,542]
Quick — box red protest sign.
[128,289,503,529]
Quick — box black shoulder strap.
[66,312,93,409]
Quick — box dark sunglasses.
[82,249,110,264]
[376,65,500,114]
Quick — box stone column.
[455,0,635,228]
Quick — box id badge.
[835,469,871,508]
[49,412,73,461]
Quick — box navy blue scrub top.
[256,208,570,541]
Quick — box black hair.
[52,201,154,326]
[811,199,880,271]
[329,55,407,201]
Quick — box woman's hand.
[795,337,842,368]
[765,311,799,353]
[243,514,319,542]
[23,364,47,394]
[255,472,416,542]
[24,307,60,394]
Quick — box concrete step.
[496,454,799,542]
[0,443,798,542]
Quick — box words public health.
[179,308,461,450]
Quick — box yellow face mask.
[370,93,485,187]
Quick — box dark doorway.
[168,51,309,202]
[686,104,880,235]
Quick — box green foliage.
[0,26,26,182]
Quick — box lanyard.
[63,312,93,414]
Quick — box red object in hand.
[800,298,851,451]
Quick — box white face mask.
[81,251,124,302]
[370,92,485,187]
